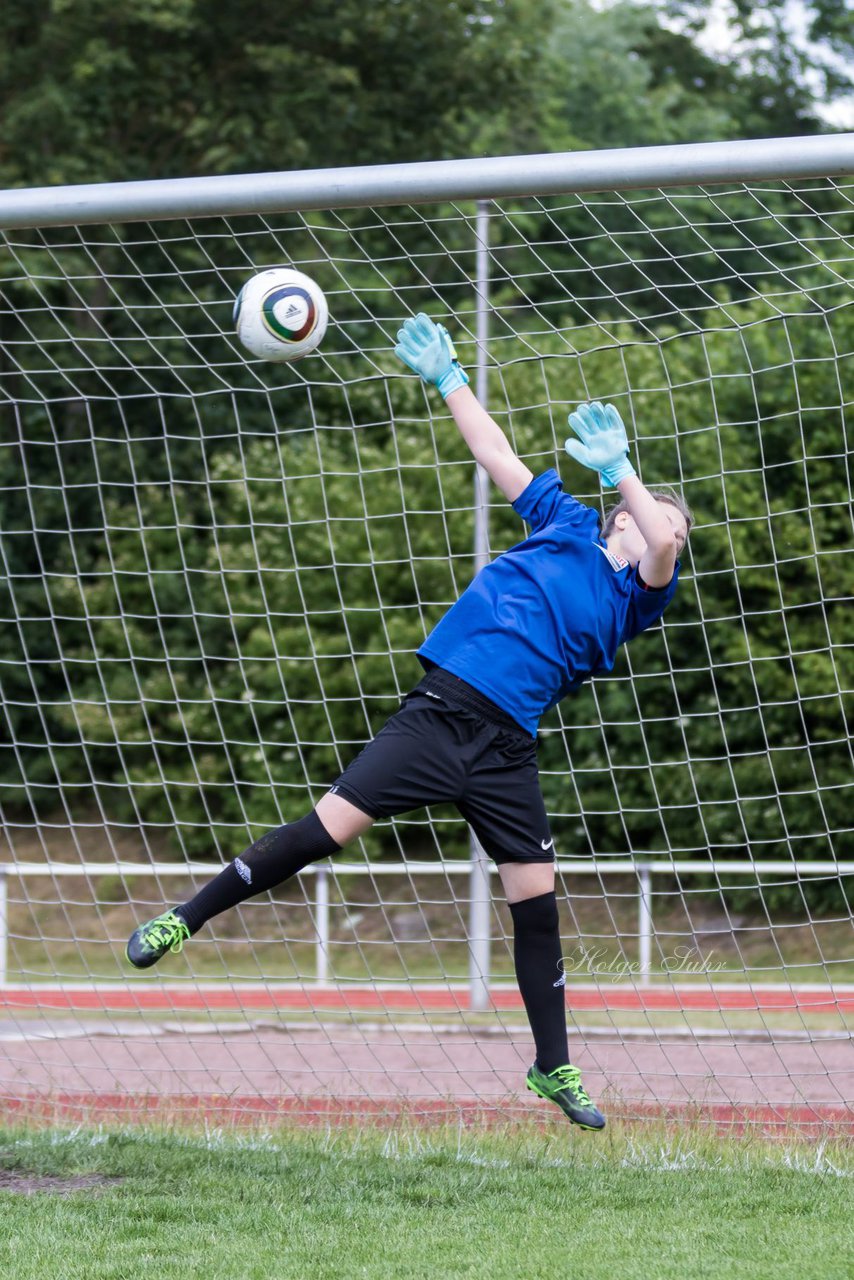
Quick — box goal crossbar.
[0,133,852,229]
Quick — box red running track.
[0,1024,851,1133]
[2,983,853,1012]
[2,984,851,1132]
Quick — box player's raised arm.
[394,313,533,503]
[565,401,680,587]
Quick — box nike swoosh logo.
[540,838,554,851]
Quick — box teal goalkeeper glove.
[564,401,636,487]
[394,313,469,399]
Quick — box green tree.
[661,0,853,135]
[0,0,559,186]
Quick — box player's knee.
[233,811,341,896]
[499,858,555,905]
[240,811,338,869]
[509,890,559,936]
[314,792,374,847]
[270,810,340,860]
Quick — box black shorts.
[329,666,554,865]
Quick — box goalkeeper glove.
[564,401,636,487]
[394,313,469,399]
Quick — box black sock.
[175,810,341,935]
[509,891,569,1073]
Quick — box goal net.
[0,142,851,1130]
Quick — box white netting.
[0,168,851,1128]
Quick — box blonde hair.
[601,488,694,540]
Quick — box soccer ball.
[233,267,328,362]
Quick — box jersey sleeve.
[621,562,680,643]
[512,469,600,536]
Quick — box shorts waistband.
[415,665,532,739]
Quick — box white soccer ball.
[233,267,329,363]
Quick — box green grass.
[0,1123,851,1279]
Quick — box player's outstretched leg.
[503,871,605,1131]
[126,797,370,970]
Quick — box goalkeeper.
[127,314,691,1133]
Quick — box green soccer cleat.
[126,909,191,970]
[526,1062,606,1131]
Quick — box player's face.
[618,504,689,564]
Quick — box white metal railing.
[0,859,850,994]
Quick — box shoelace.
[549,1065,592,1107]
[143,914,190,954]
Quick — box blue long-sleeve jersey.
[417,469,680,736]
